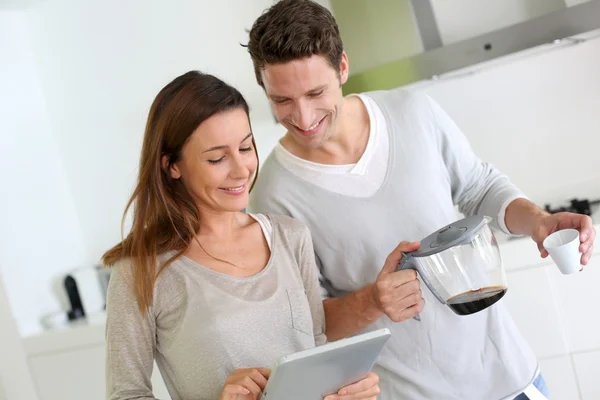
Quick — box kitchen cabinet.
[573,350,600,399]
[0,275,38,400]
[29,345,105,400]
[552,258,600,352]
[538,356,581,400]
[503,266,569,359]
[500,226,600,400]
[28,345,170,400]
[23,323,169,400]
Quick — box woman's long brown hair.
[102,71,258,314]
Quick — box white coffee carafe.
[398,215,507,317]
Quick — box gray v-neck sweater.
[105,214,326,400]
[248,89,538,400]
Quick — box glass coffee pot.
[398,215,507,316]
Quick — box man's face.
[261,53,349,150]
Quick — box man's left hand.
[532,212,596,265]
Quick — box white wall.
[430,0,566,45]
[0,10,88,336]
[408,36,600,207]
[1,0,287,336]
[22,0,281,266]
[565,0,594,7]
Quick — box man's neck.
[281,96,370,165]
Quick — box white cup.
[543,229,583,275]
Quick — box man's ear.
[161,154,181,179]
[339,51,349,85]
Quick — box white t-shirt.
[274,93,518,233]
[274,94,388,198]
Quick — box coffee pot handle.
[397,252,448,321]
[397,251,416,272]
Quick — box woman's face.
[168,108,257,214]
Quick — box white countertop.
[23,312,106,356]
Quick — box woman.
[102,71,380,400]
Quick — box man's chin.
[293,130,328,149]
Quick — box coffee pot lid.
[410,215,488,258]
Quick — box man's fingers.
[384,293,425,322]
[582,246,594,265]
[395,298,425,322]
[394,290,423,312]
[574,214,593,231]
[376,269,418,295]
[537,240,545,254]
[580,239,594,255]
[580,227,596,251]
[407,298,425,315]
[391,272,420,289]
[375,274,420,309]
[381,241,421,275]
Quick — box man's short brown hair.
[245,0,344,88]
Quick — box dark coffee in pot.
[447,286,507,316]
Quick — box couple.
[104,1,596,399]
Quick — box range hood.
[342,0,600,93]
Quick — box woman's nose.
[230,155,250,180]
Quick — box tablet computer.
[260,328,391,400]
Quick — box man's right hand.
[372,241,424,322]
[218,368,271,400]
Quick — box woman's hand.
[323,371,380,400]
[218,368,271,400]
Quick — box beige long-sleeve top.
[105,214,326,400]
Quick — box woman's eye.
[240,146,252,153]
[208,157,225,164]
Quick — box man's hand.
[372,241,424,322]
[532,212,596,265]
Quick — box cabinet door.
[0,274,38,400]
[29,345,171,400]
[551,254,600,352]
[29,345,106,400]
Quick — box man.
[245,1,596,399]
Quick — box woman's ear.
[161,155,181,180]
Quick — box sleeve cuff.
[497,194,528,235]
[319,279,332,300]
